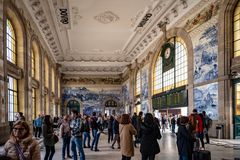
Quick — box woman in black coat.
[139,113,161,160]
[177,116,192,160]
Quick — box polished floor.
[38,130,240,160]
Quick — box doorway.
[67,100,80,113]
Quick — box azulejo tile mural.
[193,24,218,84]
[194,82,218,120]
[122,80,130,103]
[141,100,149,114]
[62,87,121,115]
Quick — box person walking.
[119,114,137,160]
[3,120,40,160]
[177,116,192,160]
[34,114,43,139]
[107,115,114,143]
[171,114,176,133]
[83,115,91,148]
[70,110,85,160]
[60,115,72,160]
[111,115,120,149]
[139,113,161,160]
[42,115,56,160]
[202,111,212,144]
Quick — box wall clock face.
[164,48,171,59]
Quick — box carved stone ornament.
[94,11,119,24]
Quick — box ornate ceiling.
[22,0,210,77]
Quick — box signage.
[137,13,152,28]
[56,7,71,29]
[152,86,188,109]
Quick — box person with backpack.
[188,109,204,150]
[202,111,212,144]
[139,113,161,160]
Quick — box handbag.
[14,143,26,160]
[54,134,59,144]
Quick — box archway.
[67,100,80,113]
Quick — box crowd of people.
[0,108,212,160]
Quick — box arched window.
[135,70,141,96]
[153,37,187,94]
[6,19,16,64]
[234,1,240,57]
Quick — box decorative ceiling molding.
[28,0,60,58]
[61,66,125,73]
[123,0,208,64]
[94,11,119,24]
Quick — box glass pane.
[234,2,240,57]
[6,19,16,64]
[7,76,18,121]
[136,71,141,95]
[236,83,240,115]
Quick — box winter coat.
[42,124,55,146]
[177,124,192,157]
[3,135,40,160]
[139,122,161,155]
[60,121,71,138]
[119,123,137,157]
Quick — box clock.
[161,42,175,72]
[164,48,171,59]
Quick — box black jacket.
[176,124,192,157]
[139,122,161,155]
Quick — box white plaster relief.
[94,11,119,24]
[28,0,60,58]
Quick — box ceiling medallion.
[94,11,119,24]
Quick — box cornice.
[23,0,61,61]
[124,0,206,64]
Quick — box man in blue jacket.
[34,114,43,139]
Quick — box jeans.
[71,136,85,160]
[83,132,91,147]
[62,136,71,158]
[197,132,204,148]
[35,127,42,138]
[44,145,55,160]
[108,128,113,143]
[179,155,188,160]
[91,129,100,150]
[172,124,175,133]
[142,154,155,160]
[122,155,131,160]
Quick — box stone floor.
[39,130,240,160]
[1,130,240,160]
